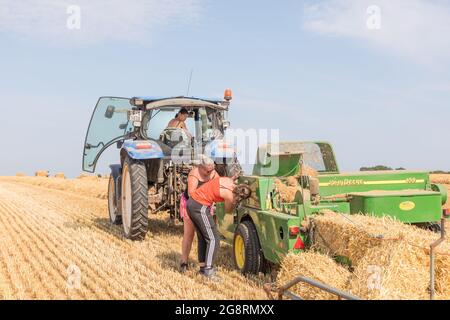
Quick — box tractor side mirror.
[119,123,128,130]
[105,105,116,119]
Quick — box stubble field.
[0,174,449,300]
[0,176,267,300]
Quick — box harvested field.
[0,177,267,300]
[1,175,449,300]
[3,176,109,200]
[431,174,450,185]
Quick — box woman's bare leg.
[181,216,195,264]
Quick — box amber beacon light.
[224,89,233,101]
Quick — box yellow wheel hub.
[235,234,245,270]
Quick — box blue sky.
[1,0,450,177]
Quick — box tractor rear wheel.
[233,220,264,275]
[121,157,149,240]
[108,175,122,225]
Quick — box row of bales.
[15,171,108,179]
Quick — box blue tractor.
[82,92,240,240]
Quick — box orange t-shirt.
[190,177,225,206]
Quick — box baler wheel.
[121,157,149,241]
[108,175,122,225]
[233,220,264,275]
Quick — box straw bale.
[35,170,49,177]
[274,179,298,203]
[348,241,429,299]
[77,173,99,180]
[311,211,450,299]
[277,252,351,300]
[286,176,298,187]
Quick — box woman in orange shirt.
[179,157,218,273]
[187,177,251,280]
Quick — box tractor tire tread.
[108,175,122,225]
[125,158,149,241]
[234,220,264,275]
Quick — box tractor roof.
[135,96,223,103]
[131,96,229,111]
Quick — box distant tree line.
[360,166,450,173]
[360,165,405,171]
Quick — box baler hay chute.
[214,141,449,299]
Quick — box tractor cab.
[82,91,240,240]
[83,95,232,173]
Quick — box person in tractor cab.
[186,175,251,281]
[179,155,219,273]
[166,107,192,138]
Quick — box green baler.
[215,141,448,275]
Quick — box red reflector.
[136,143,152,150]
[293,237,305,250]
[444,209,450,217]
[289,226,300,237]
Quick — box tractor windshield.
[83,97,133,172]
[141,107,223,142]
[142,109,195,140]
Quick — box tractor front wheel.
[108,175,122,225]
[121,157,149,240]
[233,220,264,275]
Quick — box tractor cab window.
[143,109,195,144]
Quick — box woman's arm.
[223,193,235,213]
[219,178,237,213]
[187,173,200,197]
